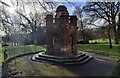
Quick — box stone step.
[35,56,55,62]
[62,53,86,59]
[78,55,89,62]
[64,56,93,65]
[59,55,90,64]
[37,53,86,60]
[38,52,84,58]
[79,56,93,64]
[33,53,92,65]
[33,55,92,65]
[61,55,89,63]
[35,53,86,62]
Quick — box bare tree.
[73,6,89,42]
[84,2,120,44]
[73,6,84,40]
[0,2,14,35]
[1,0,75,44]
[117,12,120,41]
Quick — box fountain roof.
[56,5,68,13]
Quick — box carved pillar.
[46,14,53,54]
[70,16,78,54]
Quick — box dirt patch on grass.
[8,56,75,76]
[7,54,117,77]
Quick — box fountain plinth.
[32,5,92,65]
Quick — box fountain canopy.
[32,5,92,65]
[45,5,78,56]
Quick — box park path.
[8,52,118,77]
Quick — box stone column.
[46,14,53,54]
[70,16,78,54]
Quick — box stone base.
[31,51,93,65]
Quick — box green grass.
[2,43,119,76]
[11,58,75,76]
[89,39,109,44]
[77,44,120,77]
[1,45,45,62]
[0,44,3,62]
[1,43,119,60]
[1,43,119,61]
[77,44,120,60]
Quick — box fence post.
[2,44,8,78]
[2,61,8,78]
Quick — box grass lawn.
[0,45,45,62]
[1,42,119,61]
[9,57,75,76]
[89,39,109,44]
[1,43,120,77]
[77,44,120,60]
[1,43,119,62]
[77,44,120,77]
[0,44,3,63]
[0,43,119,77]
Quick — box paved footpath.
[5,52,119,77]
[64,57,117,76]
[74,51,118,76]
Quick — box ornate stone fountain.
[32,5,92,65]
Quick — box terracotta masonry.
[46,5,78,56]
[32,5,92,65]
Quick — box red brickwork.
[46,5,78,56]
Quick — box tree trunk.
[117,13,120,43]
[80,20,85,42]
[115,32,119,44]
[116,29,119,44]
[108,28,112,48]
[112,18,119,44]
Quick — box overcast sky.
[1,0,86,14]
